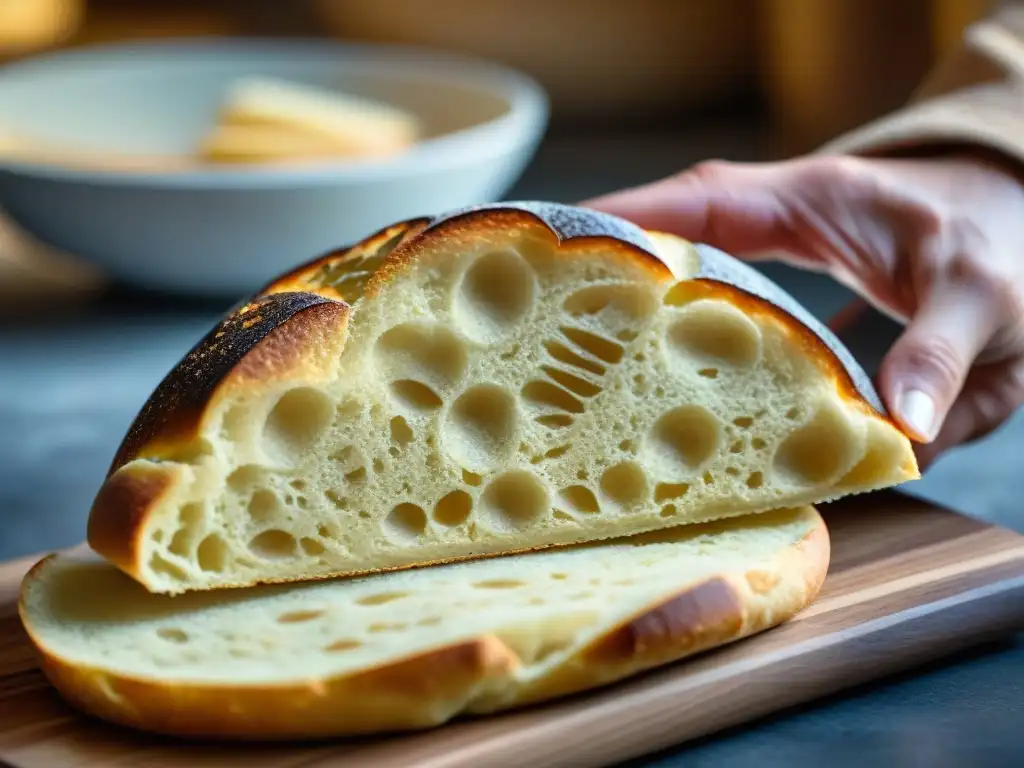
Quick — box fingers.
[582,160,798,256]
[879,278,1004,442]
[585,157,1024,459]
[826,298,872,334]
[914,356,1024,468]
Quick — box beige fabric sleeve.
[819,2,1024,163]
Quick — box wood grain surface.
[0,490,1022,768]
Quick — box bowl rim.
[0,37,549,189]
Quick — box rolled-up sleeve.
[819,2,1024,164]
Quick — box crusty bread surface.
[22,505,828,739]
[85,202,918,594]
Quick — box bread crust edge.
[85,299,352,580]
[21,508,829,740]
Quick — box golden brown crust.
[745,570,781,595]
[584,577,744,666]
[24,617,517,738]
[366,206,675,298]
[496,514,830,712]
[86,463,182,579]
[22,510,829,739]
[795,511,832,596]
[18,553,515,738]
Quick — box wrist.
[860,140,1024,191]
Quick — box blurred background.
[0,0,995,306]
[0,0,993,143]
[0,0,995,305]
[2,0,1021,562]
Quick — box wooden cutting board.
[0,490,1022,768]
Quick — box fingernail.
[898,389,937,441]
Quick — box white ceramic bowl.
[0,39,548,296]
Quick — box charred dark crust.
[585,577,744,665]
[107,292,344,474]
[104,219,432,476]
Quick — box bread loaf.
[85,202,917,594]
[22,505,828,739]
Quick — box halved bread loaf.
[86,202,917,594]
[22,505,828,739]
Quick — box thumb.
[879,279,1002,443]
[582,160,798,256]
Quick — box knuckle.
[899,336,968,392]
[808,155,885,204]
[970,375,1024,437]
[943,359,1024,448]
[946,250,1024,333]
[684,159,734,186]
[978,325,1024,365]
[906,196,981,257]
[972,389,1014,431]
[909,251,940,293]
[911,205,946,242]
[1003,359,1024,406]
[1010,290,1024,330]
[818,154,870,180]
[947,250,1014,301]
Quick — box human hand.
[584,154,1024,468]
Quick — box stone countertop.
[1,124,1022,766]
